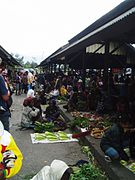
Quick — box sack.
[7,96,13,109]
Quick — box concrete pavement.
[10,94,88,180]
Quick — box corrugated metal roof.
[51,7,135,59]
[86,42,126,55]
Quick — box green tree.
[11,53,24,66]
[24,61,31,68]
[30,61,38,68]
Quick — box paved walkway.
[10,94,88,180]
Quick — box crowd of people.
[0,56,135,179]
[0,60,23,179]
[28,70,135,164]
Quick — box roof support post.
[64,62,67,73]
[50,64,53,73]
[104,41,110,94]
[54,64,56,73]
[48,64,51,73]
[58,64,61,72]
[82,50,86,90]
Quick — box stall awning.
[50,0,135,59]
[0,45,21,67]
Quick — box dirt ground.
[10,94,88,180]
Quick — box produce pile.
[70,111,112,139]
[34,118,67,133]
[70,146,107,180]
[120,160,135,174]
[70,163,107,180]
[34,121,54,133]
[57,95,67,101]
[34,131,70,141]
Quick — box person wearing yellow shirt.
[0,121,23,179]
[60,85,67,96]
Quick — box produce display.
[34,133,46,141]
[70,111,112,139]
[70,146,107,179]
[57,131,69,140]
[90,128,104,139]
[34,118,67,133]
[34,121,54,133]
[120,160,135,174]
[128,163,135,173]
[70,162,107,180]
[34,131,70,141]
[71,117,90,128]
[45,131,58,141]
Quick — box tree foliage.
[11,53,38,68]
[11,53,24,66]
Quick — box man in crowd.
[0,59,11,131]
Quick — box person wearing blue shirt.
[0,60,11,131]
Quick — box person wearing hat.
[31,159,72,180]
[0,121,23,179]
[0,59,11,131]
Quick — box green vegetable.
[70,163,107,180]
[45,131,55,136]
[34,121,54,133]
[58,131,67,136]
[120,160,127,166]
[71,117,90,128]
[46,136,58,141]
[35,133,46,141]
[46,135,57,138]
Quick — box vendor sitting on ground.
[21,97,40,128]
[100,113,135,162]
[45,99,60,122]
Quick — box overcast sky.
[0,0,124,63]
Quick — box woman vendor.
[21,97,40,128]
